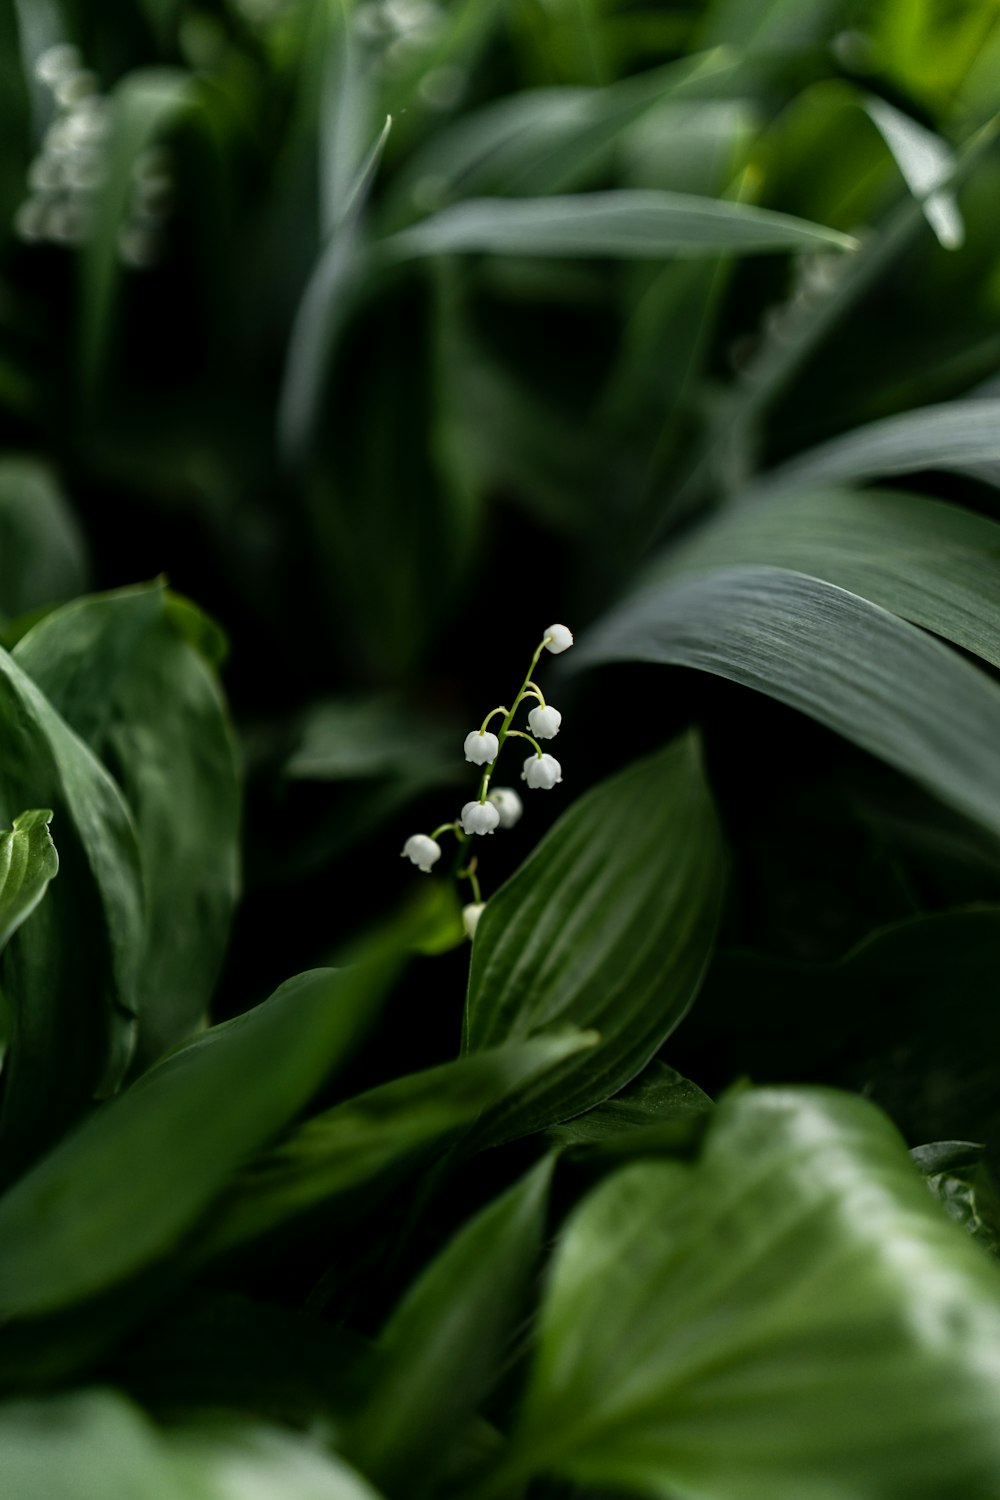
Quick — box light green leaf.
[346,1157,554,1496]
[747,398,1000,498]
[199,1031,595,1262]
[0,956,402,1317]
[464,733,727,1147]
[0,1389,384,1500]
[0,810,57,955]
[865,96,963,249]
[642,487,1000,669]
[501,1088,1000,1500]
[0,460,88,625]
[14,583,241,1062]
[0,646,144,1173]
[386,189,858,262]
[578,566,1000,842]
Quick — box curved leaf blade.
[0,955,401,1317]
[508,1088,1000,1500]
[386,189,858,262]
[347,1158,554,1497]
[645,487,1000,669]
[464,732,727,1146]
[0,810,57,955]
[199,1030,594,1262]
[749,398,1000,499]
[15,584,241,1062]
[578,566,1000,841]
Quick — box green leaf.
[641,487,1000,670]
[346,1157,554,1496]
[547,1061,712,1150]
[499,1088,1000,1500]
[0,957,402,1318]
[864,96,963,249]
[748,398,1000,498]
[578,565,1000,842]
[384,52,739,218]
[14,583,241,1061]
[0,1389,384,1500]
[463,733,727,1146]
[199,1031,595,1262]
[0,460,88,624]
[386,189,858,262]
[0,646,144,1173]
[0,810,58,955]
[78,68,194,396]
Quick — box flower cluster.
[15,45,174,267]
[401,623,573,937]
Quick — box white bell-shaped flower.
[527,704,561,740]
[461,800,500,835]
[401,833,442,873]
[464,730,499,765]
[488,787,523,828]
[521,753,562,790]
[462,902,486,939]
[544,623,573,654]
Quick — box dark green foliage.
[2,0,1000,1496]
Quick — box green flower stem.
[430,820,460,841]
[477,637,551,802]
[479,705,508,734]
[459,862,482,903]
[506,729,542,756]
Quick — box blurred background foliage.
[3,0,1000,1129]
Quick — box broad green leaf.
[698,0,845,52]
[0,957,402,1317]
[577,566,1000,842]
[547,1061,711,1150]
[864,96,963,249]
[78,68,194,396]
[166,1417,384,1500]
[641,487,1000,669]
[748,398,1000,498]
[0,646,144,1173]
[346,1157,554,1496]
[0,1389,384,1500]
[386,190,858,263]
[199,1031,595,1262]
[0,460,88,624]
[463,733,727,1146]
[15,584,241,1061]
[499,1088,1000,1500]
[0,810,57,954]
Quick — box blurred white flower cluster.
[15,44,173,268]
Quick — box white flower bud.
[464,730,499,765]
[462,902,486,939]
[527,704,562,740]
[401,833,442,873]
[544,623,573,654]
[488,787,523,828]
[461,800,500,835]
[521,754,562,790]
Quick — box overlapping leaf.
[497,1088,1000,1500]
[15,583,241,1061]
[463,733,727,1146]
[578,566,1000,842]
